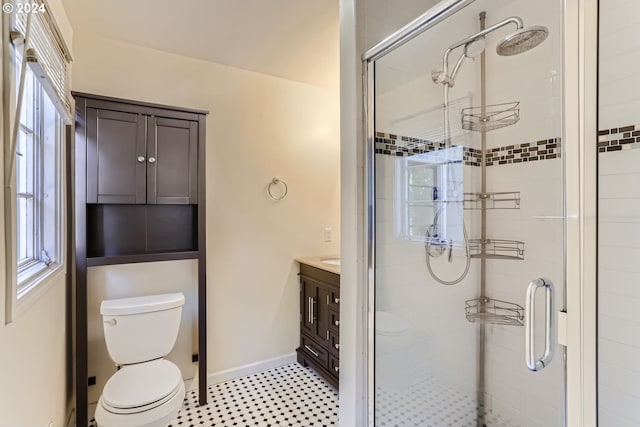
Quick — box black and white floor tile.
[375,375,512,427]
[170,364,338,427]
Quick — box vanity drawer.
[328,309,340,332]
[301,334,329,367]
[329,354,340,378]
[328,330,340,356]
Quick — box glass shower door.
[367,0,566,425]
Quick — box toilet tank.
[101,293,185,365]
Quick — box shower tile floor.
[91,363,339,427]
[376,375,513,427]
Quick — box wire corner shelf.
[462,101,520,132]
[464,191,521,210]
[465,297,524,326]
[469,238,525,260]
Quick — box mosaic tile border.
[374,132,482,166]
[485,137,561,165]
[377,125,634,165]
[374,132,559,166]
[598,124,640,152]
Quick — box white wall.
[0,2,73,426]
[598,1,640,425]
[70,31,340,403]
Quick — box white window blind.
[11,0,72,124]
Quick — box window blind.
[11,0,72,124]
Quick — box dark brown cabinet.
[297,263,340,388]
[73,92,209,427]
[86,109,197,205]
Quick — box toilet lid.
[376,311,410,335]
[102,359,182,410]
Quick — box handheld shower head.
[496,25,549,56]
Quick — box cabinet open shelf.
[469,238,525,260]
[86,251,199,267]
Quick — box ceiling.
[62,0,340,90]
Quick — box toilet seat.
[95,380,185,427]
[101,359,182,414]
[376,311,410,336]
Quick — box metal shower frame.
[359,0,598,425]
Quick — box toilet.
[95,293,186,427]
[375,311,413,390]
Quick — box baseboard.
[206,353,297,387]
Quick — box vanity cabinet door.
[147,117,198,204]
[301,278,331,345]
[316,284,330,345]
[86,109,146,204]
[301,279,317,338]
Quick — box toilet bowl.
[95,293,186,427]
[375,311,413,390]
[376,310,411,353]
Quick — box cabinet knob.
[334,297,340,304]
[334,343,340,350]
[148,156,157,164]
[137,156,145,163]
[334,320,340,327]
[334,366,340,373]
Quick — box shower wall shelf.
[465,297,524,326]
[462,101,520,132]
[463,191,521,209]
[469,238,525,260]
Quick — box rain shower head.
[496,25,549,56]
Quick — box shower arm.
[442,16,524,81]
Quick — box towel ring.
[268,177,288,201]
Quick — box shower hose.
[424,206,471,285]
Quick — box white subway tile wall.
[599,151,640,425]
[598,0,640,425]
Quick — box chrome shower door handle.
[525,278,555,372]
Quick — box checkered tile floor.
[375,375,513,427]
[91,363,338,427]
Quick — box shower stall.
[361,0,598,426]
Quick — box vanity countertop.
[295,255,340,275]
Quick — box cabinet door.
[316,284,330,344]
[86,109,146,204]
[146,117,198,204]
[301,279,317,337]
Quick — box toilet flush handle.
[103,319,117,326]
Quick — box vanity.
[295,256,340,388]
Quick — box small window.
[395,146,465,244]
[7,59,65,317]
[4,0,71,322]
